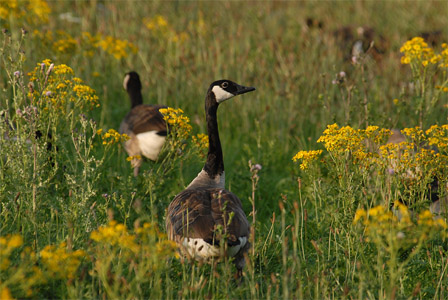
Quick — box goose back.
[119,104,167,136]
[166,187,250,261]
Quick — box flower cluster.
[0,0,51,26]
[440,43,448,68]
[316,124,391,165]
[144,15,169,31]
[96,35,138,60]
[354,204,447,245]
[90,221,178,259]
[292,150,322,170]
[126,155,142,162]
[400,37,448,71]
[159,107,192,141]
[400,37,437,66]
[378,126,447,174]
[88,221,178,297]
[0,234,23,270]
[354,204,410,231]
[28,59,100,113]
[90,220,139,253]
[297,124,448,204]
[97,128,130,146]
[40,242,86,280]
[1,287,13,300]
[143,15,189,44]
[31,30,138,60]
[52,30,77,54]
[425,124,448,150]
[191,133,209,157]
[0,234,45,297]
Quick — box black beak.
[236,84,256,95]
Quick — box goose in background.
[166,79,255,278]
[119,71,167,176]
[332,25,388,64]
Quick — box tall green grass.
[1,1,447,299]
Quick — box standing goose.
[119,71,167,176]
[166,79,255,277]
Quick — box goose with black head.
[119,71,167,176]
[166,79,255,278]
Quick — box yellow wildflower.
[40,242,86,280]
[7,234,23,248]
[99,129,130,146]
[144,15,169,31]
[26,0,51,23]
[0,234,23,257]
[159,107,192,140]
[53,64,74,75]
[0,287,13,300]
[52,31,77,54]
[192,133,209,155]
[400,37,435,66]
[96,36,137,60]
[292,150,322,170]
[353,209,367,224]
[425,125,448,149]
[126,155,142,162]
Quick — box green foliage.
[1,1,448,299]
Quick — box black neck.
[128,89,143,108]
[203,93,224,178]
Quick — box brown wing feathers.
[123,104,167,135]
[167,188,250,246]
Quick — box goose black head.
[209,80,255,104]
[123,71,142,92]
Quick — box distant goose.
[166,80,255,277]
[119,71,167,176]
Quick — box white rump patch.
[182,238,220,259]
[212,86,234,103]
[182,236,247,260]
[123,73,131,90]
[135,131,166,160]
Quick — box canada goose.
[166,80,255,278]
[119,71,167,176]
[332,25,387,64]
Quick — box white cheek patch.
[182,236,247,260]
[135,131,166,160]
[123,74,131,90]
[212,86,234,103]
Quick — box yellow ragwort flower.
[292,150,323,170]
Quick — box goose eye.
[221,82,228,89]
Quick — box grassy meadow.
[1,0,448,299]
